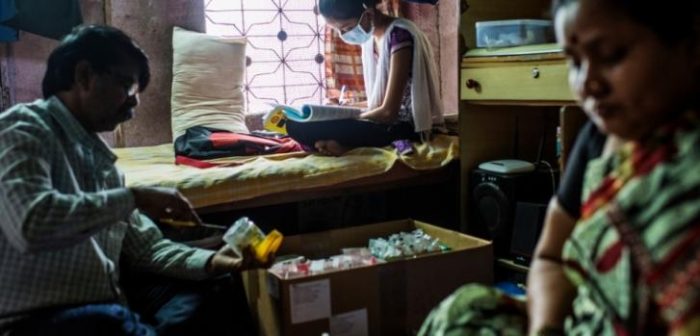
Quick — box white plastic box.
[476,19,554,48]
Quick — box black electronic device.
[510,202,548,265]
[469,165,558,257]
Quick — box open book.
[273,103,362,123]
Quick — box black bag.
[174,126,301,166]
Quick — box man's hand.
[130,186,202,225]
[205,245,275,275]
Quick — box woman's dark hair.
[552,0,700,45]
[42,24,150,98]
[319,0,377,20]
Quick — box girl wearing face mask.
[286,0,444,155]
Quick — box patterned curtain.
[324,0,401,102]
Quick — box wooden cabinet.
[458,44,587,234]
[458,45,589,278]
[456,0,590,279]
[460,48,572,102]
[457,0,591,234]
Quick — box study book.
[272,103,362,123]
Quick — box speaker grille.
[473,182,511,240]
[470,167,558,258]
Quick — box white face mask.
[339,11,373,45]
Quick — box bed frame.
[196,160,458,214]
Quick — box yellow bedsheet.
[114,135,459,209]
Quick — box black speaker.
[470,167,557,257]
[510,202,548,264]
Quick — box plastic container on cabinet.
[476,19,554,48]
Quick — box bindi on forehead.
[556,2,624,49]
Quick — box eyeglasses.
[105,70,140,97]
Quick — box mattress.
[114,135,459,209]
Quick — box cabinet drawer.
[460,61,574,102]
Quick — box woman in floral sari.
[419,0,700,335]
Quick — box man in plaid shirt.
[0,25,264,335]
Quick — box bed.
[114,135,459,214]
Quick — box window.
[204,0,327,114]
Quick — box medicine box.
[476,19,554,48]
[242,219,493,335]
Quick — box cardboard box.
[243,219,493,336]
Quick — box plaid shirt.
[0,97,215,329]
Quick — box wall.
[403,0,460,117]
[3,0,105,104]
[0,0,203,147]
[109,1,204,147]
[0,0,112,141]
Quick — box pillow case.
[171,26,249,140]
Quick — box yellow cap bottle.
[223,217,283,264]
[253,229,284,263]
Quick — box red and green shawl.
[563,113,700,336]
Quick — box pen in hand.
[338,85,347,105]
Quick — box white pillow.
[171,26,249,140]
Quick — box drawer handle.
[466,79,480,91]
[532,67,540,79]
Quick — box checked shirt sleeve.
[121,212,215,281]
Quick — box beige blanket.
[114,135,459,209]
